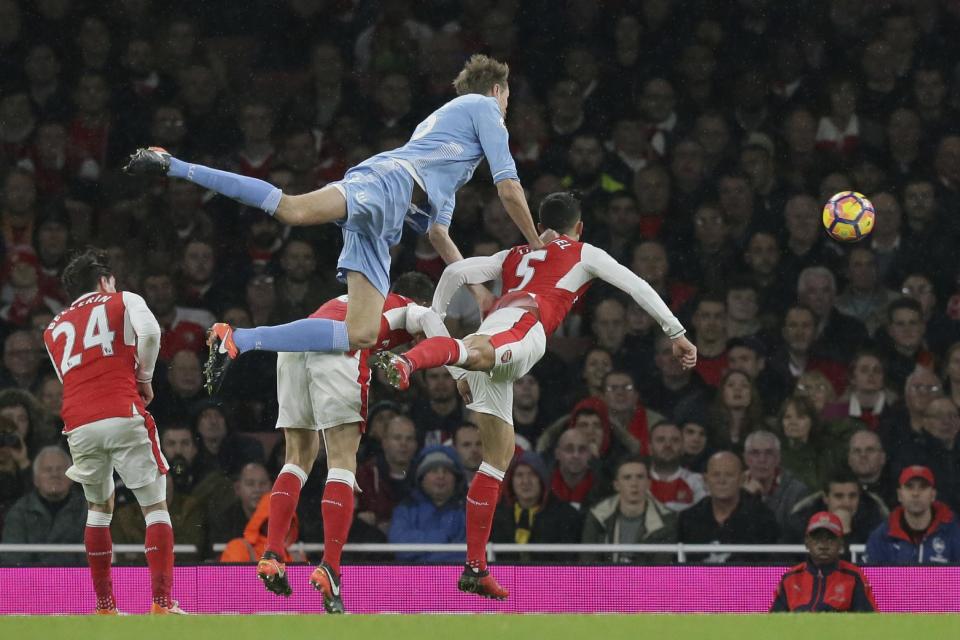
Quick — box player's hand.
[671,335,697,370]
[467,284,495,315]
[742,472,763,495]
[456,377,473,404]
[137,380,154,406]
[539,228,559,244]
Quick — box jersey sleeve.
[850,570,878,612]
[581,244,685,338]
[769,578,790,612]
[473,98,519,184]
[122,291,161,382]
[403,304,450,338]
[434,201,455,228]
[432,251,509,319]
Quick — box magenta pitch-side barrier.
[2,565,959,614]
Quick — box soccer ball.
[822,191,875,242]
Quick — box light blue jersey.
[357,93,519,227]
[332,93,519,296]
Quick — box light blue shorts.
[331,159,415,297]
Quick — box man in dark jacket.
[490,451,582,561]
[581,455,677,563]
[678,451,779,562]
[865,465,960,564]
[785,470,888,545]
[1,446,87,564]
[770,511,877,612]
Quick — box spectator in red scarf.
[602,370,664,455]
[549,429,598,511]
[823,351,895,431]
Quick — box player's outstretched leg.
[372,336,469,390]
[204,319,353,395]
[257,461,309,597]
[124,147,282,215]
[84,509,118,614]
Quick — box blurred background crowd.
[1,0,960,565]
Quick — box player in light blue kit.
[124,55,543,389]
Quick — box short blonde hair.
[452,54,509,96]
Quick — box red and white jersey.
[649,467,707,512]
[309,292,445,353]
[43,291,161,431]
[433,236,686,339]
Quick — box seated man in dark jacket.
[785,469,888,545]
[678,451,779,563]
[770,511,876,612]
[491,451,582,561]
[581,455,677,563]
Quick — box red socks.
[144,511,174,608]
[321,469,356,576]
[85,511,115,611]
[266,464,307,557]
[465,463,504,572]
[404,337,466,372]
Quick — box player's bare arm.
[497,179,544,249]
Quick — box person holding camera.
[0,415,32,529]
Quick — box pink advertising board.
[1,565,958,614]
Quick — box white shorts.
[463,307,546,425]
[65,413,168,504]
[275,350,370,431]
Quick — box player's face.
[848,432,885,478]
[898,479,936,516]
[454,428,483,471]
[650,425,681,465]
[781,402,812,442]
[421,466,456,505]
[805,530,843,566]
[511,464,542,506]
[495,82,510,117]
[824,482,860,516]
[614,462,649,505]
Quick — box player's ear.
[575,220,584,236]
[536,222,545,233]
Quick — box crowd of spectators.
[2,0,960,565]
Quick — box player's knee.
[347,326,379,350]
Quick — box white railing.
[0,544,199,556]
[0,543,869,563]
[192,543,869,563]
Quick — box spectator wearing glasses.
[847,430,897,509]
[742,430,810,529]
[865,466,960,564]
[876,298,934,392]
[878,366,944,452]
